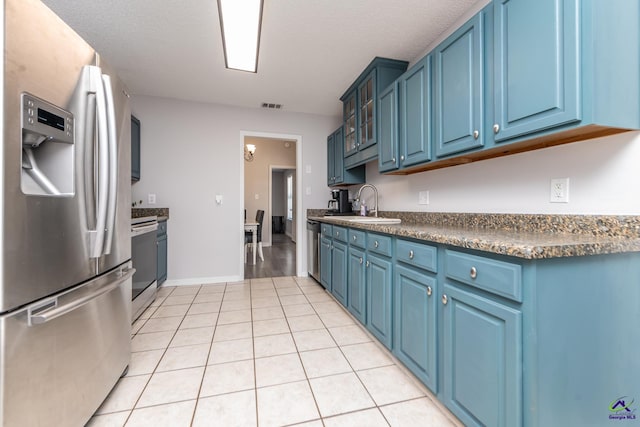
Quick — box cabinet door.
[358,70,377,150]
[393,265,437,391]
[131,115,140,181]
[400,56,432,167]
[332,127,344,184]
[157,234,167,285]
[326,134,335,186]
[434,13,485,157]
[378,82,399,172]
[331,240,348,306]
[493,0,579,143]
[442,283,522,427]
[347,246,366,324]
[343,93,358,157]
[366,253,393,348]
[320,236,332,291]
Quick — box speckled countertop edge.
[307,210,640,259]
[132,208,170,219]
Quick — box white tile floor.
[87,276,462,427]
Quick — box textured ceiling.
[42,0,481,117]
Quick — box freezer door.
[2,0,131,312]
[0,262,133,427]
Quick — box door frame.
[239,131,303,278]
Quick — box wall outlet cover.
[418,190,430,205]
[148,193,156,205]
[550,178,569,203]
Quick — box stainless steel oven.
[307,219,320,283]
[131,216,158,321]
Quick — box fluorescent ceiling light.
[218,0,264,73]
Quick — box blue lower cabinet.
[347,246,366,324]
[366,253,393,348]
[393,264,437,392]
[442,282,522,427]
[319,235,332,291]
[331,240,348,306]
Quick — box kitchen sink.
[323,216,401,224]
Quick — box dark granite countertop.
[132,208,170,220]
[308,210,640,259]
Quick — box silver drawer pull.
[353,235,357,241]
[409,250,414,259]
[427,286,432,297]
[473,130,479,139]
[359,257,363,264]
[493,123,500,134]
[366,261,370,267]
[442,294,448,305]
[374,241,379,248]
[470,266,477,279]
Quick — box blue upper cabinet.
[493,0,579,142]
[327,126,365,187]
[434,12,485,158]
[400,55,432,167]
[378,55,433,173]
[341,57,408,169]
[377,82,399,172]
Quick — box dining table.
[244,221,259,264]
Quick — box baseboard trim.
[161,275,243,287]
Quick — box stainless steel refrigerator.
[0,0,134,425]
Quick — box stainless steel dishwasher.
[307,219,320,282]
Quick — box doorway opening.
[241,132,301,279]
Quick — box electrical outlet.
[148,193,156,205]
[418,190,430,205]
[550,178,569,203]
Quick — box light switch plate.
[148,193,156,205]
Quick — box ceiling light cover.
[218,0,264,73]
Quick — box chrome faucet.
[355,184,379,217]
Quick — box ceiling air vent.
[261,102,283,110]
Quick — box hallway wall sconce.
[245,144,256,162]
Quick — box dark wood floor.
[244,233,296,279]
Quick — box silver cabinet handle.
[442,294,448,305]
[427,286,432,297]
[366,261,370,267]
[353,235,357,241]
[335,231,339,237]
[473,130,479,139]
[359,257,363,264]
[470,266,477,279]
[493,124,500,134]
[400,155,405,161]
[409,250,414,259]
[391,157,396,163]
[374,241,379,248]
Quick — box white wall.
[359,131,640,215]
[131,95,338,284]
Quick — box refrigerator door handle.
[101,74,118,255]
[88,66,110,258]
[27,267,135,326]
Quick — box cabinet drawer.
[349,229,366,248]
[157,220,167,237]
[445,250,522,302]
[367,233,393,257]
[333,226,348,243]
[321,223,333,237]
[396,239,437,273]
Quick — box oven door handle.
[131,223,158,237]
[28,267,135,326]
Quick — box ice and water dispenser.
[21,93,74,196]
